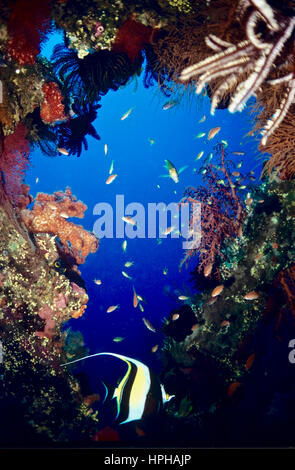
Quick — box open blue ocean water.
[24,33,263,424]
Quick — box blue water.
[26,33,262,378]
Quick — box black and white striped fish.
[62,352,174,425]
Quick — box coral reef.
[0,202,98,443]
[20,187,99,265]
[160,175,295,443]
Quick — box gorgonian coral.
[0,123,30,205]
[7,0,52,65]
[180,0,295,148]
[180,144,247,275]
[111,15,154,61]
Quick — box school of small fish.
[92,106,258,359]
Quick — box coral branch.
[180,144,246,274]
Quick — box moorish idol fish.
[62,352,174,425]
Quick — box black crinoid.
[142,41,174,97]
[23,108,60,157]
[56,101,101,157]
[52,43,143,105]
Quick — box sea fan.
[7,0,52,65]
[0,123,30,204]
[111,16,153,61]
[52,44,143,105]
[143,44,174,97]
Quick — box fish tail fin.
[101,381,109,403]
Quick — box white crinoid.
[180,0,295,146]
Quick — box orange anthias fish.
[163,226,175,236]
[122,216,137,226]
[106,174,117,185]
[107,304,120,313]
[245,353,256,370]
[244,291,260,300]
[211,285,224,297]
[121,107,133,120]
[208,126,221,140]
[204,263,213,277]
[142,317,156,332]
[57,147,69,155]
[133,287,138,308]
[228,382,242,397]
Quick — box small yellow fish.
[122,271,132,279]
[195,132,206,139]
[178,295,189,300]
[195,151,204,160]
[109,160,114,174]
[164,159,179,183]
[142,317,156,332]
[122,240,127,252]
[208,126,221,140]
[104,144,108,156]
[139,303,144,312]
[106,304,120,313]
[148,138,155,145]
[122,216,137,226]
[137,295,144,302]
[113,336,124,342]
[163,268,168,275]
[35,177,39,184]
[121,107,133,120]
[94,279,102,285]
[58,148,69,155]
[106,174,117,185]
[124,261,134,268]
